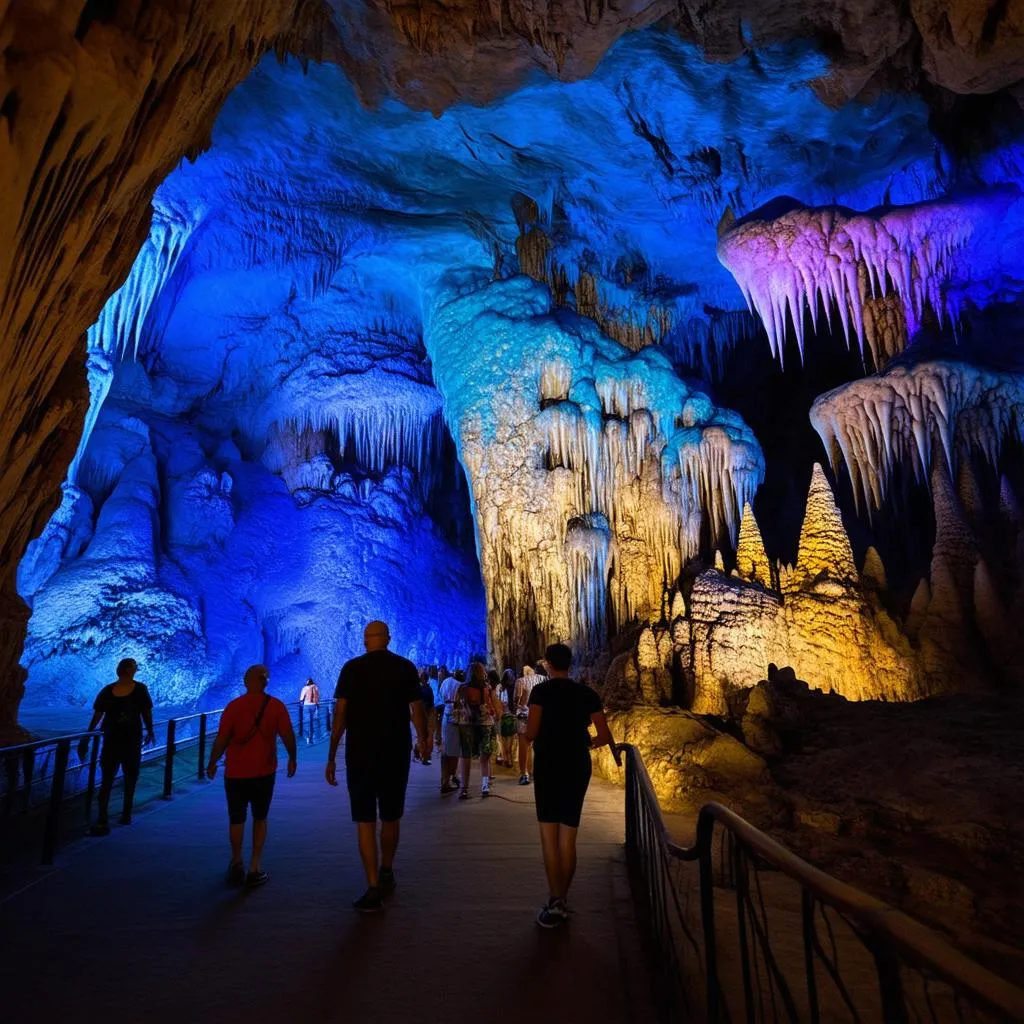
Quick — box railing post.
[41,738,71,865]
[623,746,636,864]
[297,703,304,740]
[872,942,909,1023]
[85,735,100,822]
[197,713,207,783]
[162,718,177,799]
[802,890,821,1024]
[697,812,720,1022]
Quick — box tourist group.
[80,623,620,927]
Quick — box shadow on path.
[0,754,649,1023]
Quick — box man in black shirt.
[79,658,155,835]
[326,620,428,912]
[526,642,620,928]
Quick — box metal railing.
[1,700,329,866]
[620,742,1024,1023]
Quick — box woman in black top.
[525,643,620,929]
[79,658,155,835]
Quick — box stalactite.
[425,277,762,667]
[717,196,990,363]
[810,361,1024,511]
[68,198,202,486]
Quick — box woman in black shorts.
[525,643,620,928]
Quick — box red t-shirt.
[217,693,292,779]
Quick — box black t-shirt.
[94,683,153,740]
[335,649,420,753]
[528,678,602,756]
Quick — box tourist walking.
[326,621,429,913]
[299,677,320,744]
[455,662,502,799]
[206,664,297,888]
[514,664,542,784]
[497,668,518,767]
[414,669,435,765]
[525,643,620,928]
[438,667,463,793]
[79,658,155,835]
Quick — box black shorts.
[224,774,276,825]
[346,747,411,823]
[533,751,592,828]
[100,737,142,780]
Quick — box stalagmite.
[790,464,857,587]
[809,361,1024,510]
[905,578,931,639]
[861,546,887,590]
[734,503,771,588]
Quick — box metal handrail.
[1,699,326,866]
[619,741,1024,1022]
[1,729,103,755]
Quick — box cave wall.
[0,0,331,734]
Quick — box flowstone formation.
[426,276,763,668]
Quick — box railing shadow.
[620,742,1024,1023]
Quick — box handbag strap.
[237,694,272,746]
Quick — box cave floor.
[0,755,650,1023]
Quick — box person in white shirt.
[515,663,545,784]
[438,668,464,793]
[299,678,321,744]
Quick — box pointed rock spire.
[861,546,887,590]
[999,475,1022,529]
[905,577,931,638]
[713,549,725,572]
[973,559,1005,647]
[734,502,772,588]
[792,464,857,587]
[957,460,984,525]
[930,459,977,596]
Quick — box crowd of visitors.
[80,626,619,928]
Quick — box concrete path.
[0,754,651,1023]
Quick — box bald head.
[364,621,391,652]
[244,664,270,691]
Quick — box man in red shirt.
[207,664,297,888]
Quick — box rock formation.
[3,1,1024,730]
[0,0,331,735]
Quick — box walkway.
[0,756,651,1023]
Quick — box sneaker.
[481,778,491,798]
[379,867,396,894]
[536,899,568,929]
[245,870,269,889]
[422,758,432,766]
[519,774,530,786]
[226,860,246,886]
[352,887,383,913]
[119,812,132,826]
[458,789,470,801]
[449,775,461,788]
